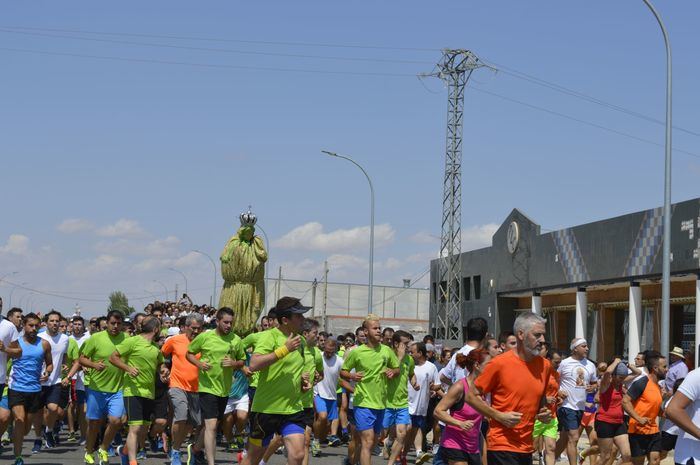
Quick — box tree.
[108,291,134,317]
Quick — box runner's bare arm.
[79,354,104,371]
[109,351,138,377]
[621,393,648,424]
[434,381,474,430]
[2,340,21,358]
[465,380,522,428]
[666,390,700,440]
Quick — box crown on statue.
[239,207,257,227]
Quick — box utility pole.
[174,284,178,302]
[311,278,318,317]
[322,261,329,332]
[423,50,488,346]
[275,266,282,303]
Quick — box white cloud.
[408,231,439,244]
[132,251,201,273]
[57,218,94,234]
[461,223,498,251]
[97,219,145,238]
[66,254,122,278]
[96,235,181,258]
[0,234,30,255]
[274,222,395,252]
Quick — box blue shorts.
[354,407,385,433]
[383,407,411,429]
[557,407,583,431]
[86,388,125,420]
[314,395,339,421]
[0,395,8,411]
[410,414,426,430]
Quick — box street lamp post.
[153,280,169,301]
[642,0,672,357]
[321,150,375,313]
[193,250,217,308]
[168,268,189,296]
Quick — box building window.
[462,277,471,301]
[474,275,481,300]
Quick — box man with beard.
[0,306,22,399]
[466,312,553,465]
[622,351,668,465]
[187,307,245,465]
[68,316,90,444]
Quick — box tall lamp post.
[168,268,189,296]
[193,250,217,308]
[321,150,375,312]
[642,0,672,357]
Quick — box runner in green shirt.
[241,297,311,465]
[300,319,323,465]
[340,315,399,465]
[78,310,127,465]
[109,315,163,465]
[382,329,417,465]
[186,307,245,465]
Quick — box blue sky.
[1,1,699,316]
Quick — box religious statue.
[219,208,268,334]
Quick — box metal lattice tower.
[428,49,486,345]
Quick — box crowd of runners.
[0,294,699,465]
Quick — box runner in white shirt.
[312,337,344,454]
[33,311,76,451]
[666,368,700,465]
[0,307,22,394]
[439,317,488,385]
[407,342,440,465]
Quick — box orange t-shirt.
[627,376,662,435]
[474,350,551,453]
[161,333,200,392]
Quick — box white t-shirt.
[0,319,19,384]
[70,332,91,390]
[408,360,440,416]
[38,332,69,386]
[440,344,475,384]
[673,368,700,464]
[317,353,343,400]
[558,357,598,411]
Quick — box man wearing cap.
[555,337,598,465]
[664,346,688,397]
[241,297,311,465]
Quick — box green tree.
[108,291,134,317]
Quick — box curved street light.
[641,0,672,358]
[168,268,189,296]
[321,150,375,312]
[192,250,217,307]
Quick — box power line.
[0,25,440,53]
[0,28,432,65]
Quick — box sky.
[1,1,699,317]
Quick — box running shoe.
[171,449,182,465]
[67,431,78,442]
[226,442,237,453]
[234,436,245,451]
[311,439,321,457]
[371,444,382,456]
[79,436,87,446]
[84,451,96,464]
[578,451,586,465]
[98,447,110,465]
[116,445,129,465]
[1,431,10,445]
[328,435,341,447]
[137,448,147,460]
[13,457,24,465]
[416,450,433,465]
[31,439,42,454]
[44,430,56,449]
[194,451,206,465]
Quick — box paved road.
[5,436,676,465]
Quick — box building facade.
[430,198,700,365]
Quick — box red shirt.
[596,383,624,424]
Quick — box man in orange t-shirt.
[161,313,204,465]
[622,351,667,465]
[467,312,552,465]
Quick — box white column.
[628,282,642,365]
[575,287,587,339]
[532,293,542,316]
[696,276,700,368]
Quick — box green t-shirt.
[115,335,164,399]
[242,332,262,388]
[301,343,323,408]
[386,351,415,408]
[63,337,79,378]
[188,329,245,398]
[341,343,397,409]
[80,331,127,393]
[251,328,305,415]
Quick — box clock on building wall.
[507,221,520,254]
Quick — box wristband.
[274,346,290,359]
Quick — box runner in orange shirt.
[161,313,204,465]
[466,312,552,465]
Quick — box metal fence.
[264,278,429,335]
